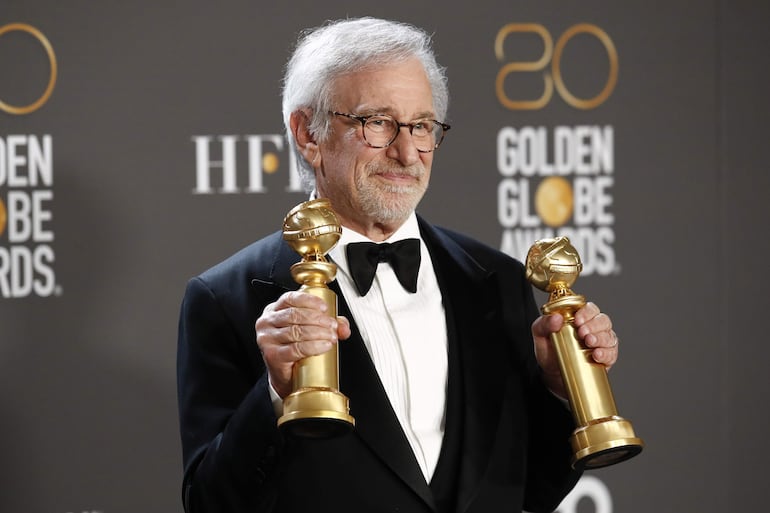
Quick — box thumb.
[532,312,564,340]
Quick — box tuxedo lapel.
[332,218,509,513]
[332,281,437,510]
[418,220,509,513]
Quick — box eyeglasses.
[330,111,450,153]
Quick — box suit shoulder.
[193,231,284,291]
[433,225,526,273]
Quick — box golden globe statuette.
[278,198,355,437]
[525,237,643,469]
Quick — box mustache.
[366,162,425,178]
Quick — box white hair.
[281,17,449,191]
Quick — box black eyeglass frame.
[330,111,451,153]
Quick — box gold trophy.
[525,236,643,469]
[278,198,355,437]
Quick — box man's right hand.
[255,291,351,398]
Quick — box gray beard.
[354,160,428,224]
[356,179,426,225]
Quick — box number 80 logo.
[495,23,618,110]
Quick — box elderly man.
[177,17,619,513]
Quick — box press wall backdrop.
[2,1,768,512]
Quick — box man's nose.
[385,125,421,164]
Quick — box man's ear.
[290,110,321,168]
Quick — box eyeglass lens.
[364,115,444,152]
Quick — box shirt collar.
[329,212,421,274]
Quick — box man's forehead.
[331,61,435,116]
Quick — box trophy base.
[570,416,644,470]
[278,387,355,439]
[279,416,354,439]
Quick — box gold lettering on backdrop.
[495,23,618,110]
[0,23,58,115]
[552,24,618,110]
[495,23,553,110]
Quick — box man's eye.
[413,121,435,134]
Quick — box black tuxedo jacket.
[177,216,581,513]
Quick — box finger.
[285,339,335,360]
[582,326,617,350]
[258,326,336,363]
[258,315,338,354]
[259,291,336,332]
[531,313,564,339]
[591,343,618,368]
[269,305,337,333]
[256,295,338,358]
[285,319,339,344]
[273,290,330,313]
[337,316,352,340]
[588,328,619,367]
[577,312,613,340]
[266,336,337,398]
[573,302,601,327]
[531,314,565,379]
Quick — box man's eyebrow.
[412,110,437,120]
[356,106,437,119]
[353,105,392,115]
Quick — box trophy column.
[526,236,643,469]
[278,199,355,438]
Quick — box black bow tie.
[345,239,421,296]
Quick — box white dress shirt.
[330,213,448,482]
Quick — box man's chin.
[366,197,423,224]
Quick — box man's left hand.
[531,302,619,399]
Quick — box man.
[177,17,620,513]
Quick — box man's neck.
[342,222,402,242]
[340,212,419,243]
[340,213,414,242]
